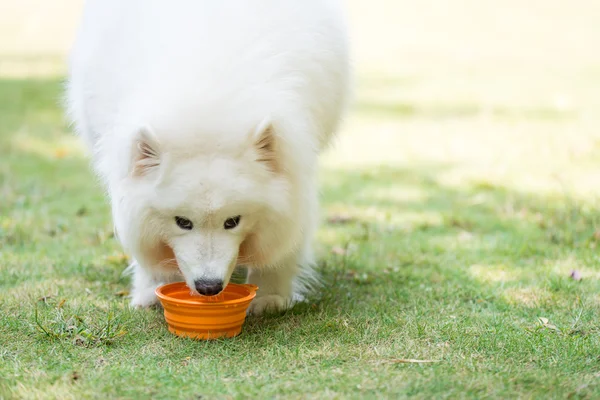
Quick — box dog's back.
[66,0,351,165]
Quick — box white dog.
[65,0,351,314]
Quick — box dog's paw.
[248,294,291,316]
[129,289,159,309]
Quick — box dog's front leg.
[246,255,298,315]
[129,261,164,308]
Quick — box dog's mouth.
[181,262,238,297]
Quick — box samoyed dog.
[65,0,351,315]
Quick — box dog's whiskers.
[159,258,178,268]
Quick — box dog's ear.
[252,118,279,172]
[131,126,162,177]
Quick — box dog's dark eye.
[224,215,241,230]
[175,216,193,230]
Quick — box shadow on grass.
[237,164,600,343]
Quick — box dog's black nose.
[194,279,224,296]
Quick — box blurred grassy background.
[3,0,598,193]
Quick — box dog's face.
[125,120,288,295]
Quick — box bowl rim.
[155,281,258,306]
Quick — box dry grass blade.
[388,359,441,364]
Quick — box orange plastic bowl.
[155,282,258,340]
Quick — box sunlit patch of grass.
[468,263,522,284]
[502,287,553,308]
[10,133,84,160]
[358,185,427,203]
[0,56,67,79]
[355,99,578,121]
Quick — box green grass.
[1,76,600,399]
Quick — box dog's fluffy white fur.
[65,0,351,314]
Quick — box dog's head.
[120,118,292,296]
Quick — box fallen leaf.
[115,290,129,297]
[545,323,559,331]
[388,359,441,364]
[537,317,560,332]
[57,299,66,309]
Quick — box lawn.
[2,1,600,399]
